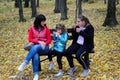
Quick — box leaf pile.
[0,1,120,80]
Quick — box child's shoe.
[82,69,90,76]
[54,71,64,77]
[48,63,54,70]
[67,66,77,75]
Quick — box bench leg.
[39,61,41,71]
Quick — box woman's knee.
[31,45,42,52]
[33,45,42,49]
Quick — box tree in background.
[77,0,82,16]
[15,0,29,8]
[24,0,39,8]
[31,0,37,17]
[103,0,107,4]
[60,0,68,20]
[15,0,37,21]
[83,0,88,2]
[37,0,40,7]
[15,0,19,8]
[75,0,82,23]
[7,0,10,2]
[54,0,60,13]
[24,0,30,8]
[18,0,25,22]
[103,0,119,5]
[103,0,118,27]
[116,0,119,4]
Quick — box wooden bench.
[38,28,94,71]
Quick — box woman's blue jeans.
[24,44,49,75]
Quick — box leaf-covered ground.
[0,0,120,80]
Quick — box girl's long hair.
[78,15,90,27]
[34,14,46,29]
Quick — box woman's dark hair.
[78,15,90,27]
[34,14,46,29]
[56,24,67,33]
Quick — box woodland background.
[0,0,120,80]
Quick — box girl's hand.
[56,32,60,37]
[53,31,57,34]
[52,40,56,43]
[53,31,60,37]
[76,28,81,33]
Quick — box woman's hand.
[41,42,46,50]
[38,41,46,50]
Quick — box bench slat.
[38,28,94,70]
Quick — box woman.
[18,14,51,80]
[65,15,94,76]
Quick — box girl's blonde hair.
[56,24,67,33]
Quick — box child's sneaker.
[48,63,54,70]
[82,69,90,76]
[54,71,64,77]
[67,66,77,75]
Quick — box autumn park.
[0,0,120,80]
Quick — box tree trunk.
[31,0,37,17]
[75,0,78,23]
[77,0,82,16]
[54,0,60,13]
[83,0,88,2]
[15,0,19,8]
[103,0,107,4]
[37,0,39,7]
[7,0,10,2]
[18,0,25,22]
[24,0,29,8]
[116,0,119,4]
[103,0,118,27]
[60,0,68,20]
